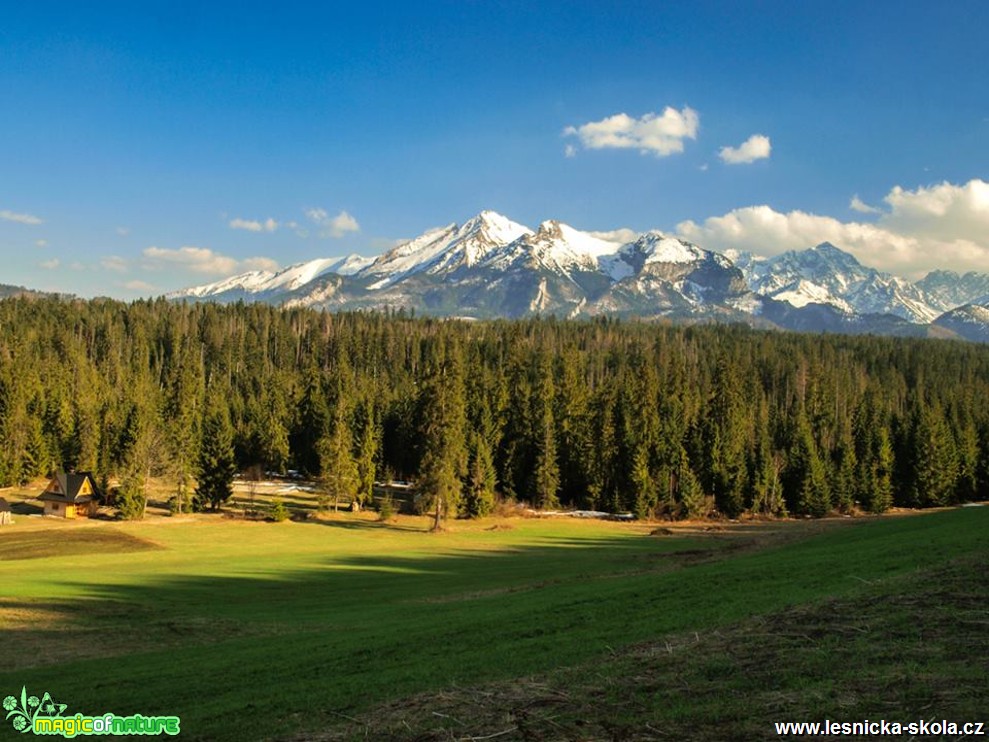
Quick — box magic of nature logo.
[4,687,180,737]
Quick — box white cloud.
[35,239,48,248]
[39,258,60,269]
[122,279,155,291]
[1,209,43,225]
[718,134,771,165]
[850,195,881,214]
[587,228,642,244]
[678,205,907,259]
[564,144,577,158]
[329,211,359,237]
[306,208,361,238]
[230,217,278,233]
[676,178,989,278]
[142,246,280,276]
[881,179,989,242]
[116,226,130,236]
[101,255,129,273]
[242,256,280,272]
[563,106,699,157]
[144,246,237,275]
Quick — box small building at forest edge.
[38,472,101,518]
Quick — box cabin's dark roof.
[38,472,100,504]
[0,497,10,511]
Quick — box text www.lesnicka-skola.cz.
[775,719,985,737]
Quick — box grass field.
[1,506,986,740]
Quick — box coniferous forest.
[1,296,986,519]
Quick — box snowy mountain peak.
[916,269,989,312]
[630,232,710,265]
[739,242,938,323]
[363,212,531,288]
[530,220,620,258]
[807,242,864,270]
[170,255,373,299]
[460,210,532,245]
[168,212,989,340]
[813,241,850,256]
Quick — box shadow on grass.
[8,500,43,516]
[0,507,985,742]
[0,530,707,737]
[300,516,424,532]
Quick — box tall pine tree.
[195,392,237,512]
[416,335,468,530]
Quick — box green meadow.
[1,508,986,740]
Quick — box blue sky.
[2,1,988,296]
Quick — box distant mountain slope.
[171,212,751,320]
[931,304,989,342]
[0,284,55,299]
[758,298,928,338]
[916,270,989,311]
[169,210,989,341]
[737,243,939,323]
[174,255,374,302]
[362,211,532,289]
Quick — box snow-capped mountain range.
[729,243,941,324]
[177,254,374,299]
[169,210,989,341]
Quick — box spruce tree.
[290,364,328,476]
[630,445,658,520]
[463,432,497,517]
[787,410,832,517]
[677,448,706,520]
[750,399,786,517]
[954,422,980,502]
[705,357,748,517]
[853,391,894,513]
[416,335,467,530]
[872,429,895,513]
[833,433,858,513]
[530,353,561,510]
[586,385,617,511]
[194,395,237,512]
[356,420,378,508]
[911,403,959,507]
[555,346,591,505]
[115,472,146,520]
[317,404,359,511]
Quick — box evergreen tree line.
[0,296,986,518]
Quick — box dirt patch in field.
[0,602,65,632]
[0,528,162,561]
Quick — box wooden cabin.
[38,472,101,518]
